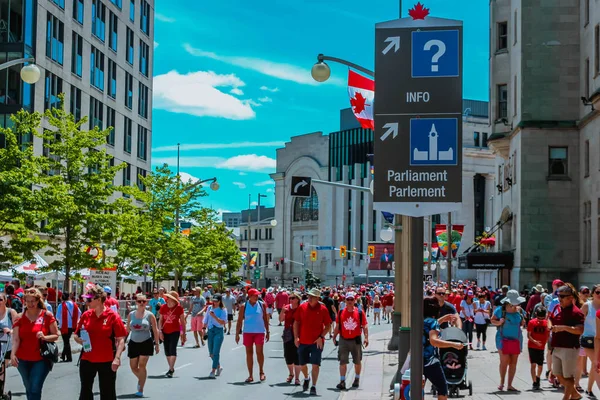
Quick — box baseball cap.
[553,279,565,287]
[345,292,356,300]
[103,286,112,294]
[248,288,260,297]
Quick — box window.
[482,132,488,148]
[71,32,83,76]
[73,0,84,24]
[51,0,65,9]
[548,146,568,177]
[585,140,590,177]
[126,28,134,64]
[91,0,106,41]
[598,199,600,261]
[584,201,592,262]
[106,106,115,145]
[595,25,599,76]
[139,40,149,76]
[89,97,103,129]
[108,59,117,98]
[124,116,132,153]
[513,10,517,45]
[46,13,64,65]
[497,22,508,50]
[122,162,131,186]
[137,125,147,160]
[586,58,590,99]
[585,0,590,27]
[44,72,62,110]
[138,82,148,118]
[140,0,150,35]
[513,75,517,116]
[497,84,507,119]
[90,47,105,91]
[473,132,480,147]
[293,188,319,222]
[130,0,135,21]
[69,86,81,121]
[109,12,118,52]
[124,72,133,108]
[136,167,146,191]
[110,0,122,8]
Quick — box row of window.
[69,0,150,37]
[242,227,274,241]
[122,162,147,192]
[582,198,600,263]
[473,131,488,148]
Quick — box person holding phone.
[202,294,227,378]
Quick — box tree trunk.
[64,226,71,293]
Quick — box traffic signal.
[310,250,317,262]
[275,262,279,271]
[340,245,347,258]
[280,257,285,265]
[300,242,304,251]
[368,245,375,258]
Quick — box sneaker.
[303,379,310,392]
[336,381,346,390]
[166,369,174,378]
[532,383,539,391]
[352,378,360,388]
[476,341,481,349]
[216,367,223,377]
[310,386,317,396]
[209,371,216,379]
[482,345,487,351]
[586,390,596,398]
[135,392,143,398]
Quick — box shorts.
[385,306,393,313]
[528,348,544,366]
[283,340,300,365]
[552,347,580,378]
[424,362,448,396]
[338,337,362,365]
[374,308,381,314]
[227,314,234,321]
[4,350,10,360]
[243,332,265,347]
[162,331,180,357]
[298,343,323,366]
[191,315,204,331]
[277,308,282,314]
[128,338,154,359]
[266,307,273,314]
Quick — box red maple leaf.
[409,2,430,20]
[350,92,369,115]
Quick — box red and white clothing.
[76,307,127,363]
[275,292,289,310]
[159,304,184,334]
[338,307,367,340]
[14,311,55,361]
[294,302,332,345]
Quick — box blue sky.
[151,0,489,215]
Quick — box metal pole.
[399,0,402,17]
[427,216,432,281]
[447,212,452,284]
[257,194,261,288]
[410,216,424,400]
[174,143,181,292]
[0,57,35,71]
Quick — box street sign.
[373,17,463,217]
[274,276,279,281]
[290,176,312,197]
[254,269,261,279]
[315,246,334,251]
[292,277,299,284]
[423,274,433,282]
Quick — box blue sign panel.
[409,118,458,166]
[412,30,459,78]
[316,246,334,251]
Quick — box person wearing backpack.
[235,288,269,383]
[5,284,23,314]
[332,292,369,390]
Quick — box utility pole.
[246,194,251,281]
[447,212,452,284]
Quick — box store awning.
[458,251,514,270]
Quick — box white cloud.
[155,13,175,22]
[153,141,285,152]
[232,182,247,189]
[260,86,280,93]
[152,154,276,172]
[179,172,200,184]
[250,201,258,207]
[258,96,272,103]
[266,188,274,193]
[153,70,257,120]
[230,88,244,96]
[154,41,159,49]
[239,172,248,176]
[183,44,344,86]
[254,180,275,187]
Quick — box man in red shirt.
[46,282,57,303]
[275,289,289,326]
[103,286,119,312]
[294,288,332,396]
[332,292,369,390]
[11,279,24,296]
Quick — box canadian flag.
[348,70,375,130]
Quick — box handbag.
[581,336,595,349]
[39,312,59,368]
[282,327,294,343]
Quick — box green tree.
[0,111,47,267]
[305,268,321,289]
[35,96,126,290]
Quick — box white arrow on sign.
[380,123,399,141]
[382,37,400,55]
[294,180,308,193]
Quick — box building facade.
[222,212,242,228]
[271,104,495,286]
[0,0,154,193]
[488,0,599,289]
[237,206,276,279]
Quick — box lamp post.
[219,263,227,291]
[0,57,41,84]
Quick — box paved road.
[4,313,392,399]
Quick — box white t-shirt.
[460,300,475,319]
[473,300,491,325]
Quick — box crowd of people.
[422,278,600,400]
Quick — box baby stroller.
[431,327,472,398]
[0,332,11,400]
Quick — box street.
[4,315,391,399]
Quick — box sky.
[151,0,490,215]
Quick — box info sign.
[373,16,463,217]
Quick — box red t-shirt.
[550,305,584,348]
[283,304,298,329]
[14,311,55,361]
[105,296,119,310]
[452,296,462,314]
[527,318,550,350]
[47,288,57,302]
[294,302,332,345]
[338,308,367,339]
[77,307,127,363]
[276,292,289,309]
[159,304,184,334]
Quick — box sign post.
[374,7,463,400]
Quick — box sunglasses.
[435,292,446,296]
[582,291,590,294]
[137,300,147,304]
[594,291,600,295]
[346,298,355,302]
[290,297,299,301]
[0,299,5,302]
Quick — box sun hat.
[307,288,321,298]
[248,288,260,297]
[164,291,180,303]
[501,289,525,306]
[535,284,544,293]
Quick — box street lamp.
[311,54,375,83]
[0,57,41,84]
[380,227,394,242]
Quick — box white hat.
[501,290,525,306]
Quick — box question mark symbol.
[424,39,447,72]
